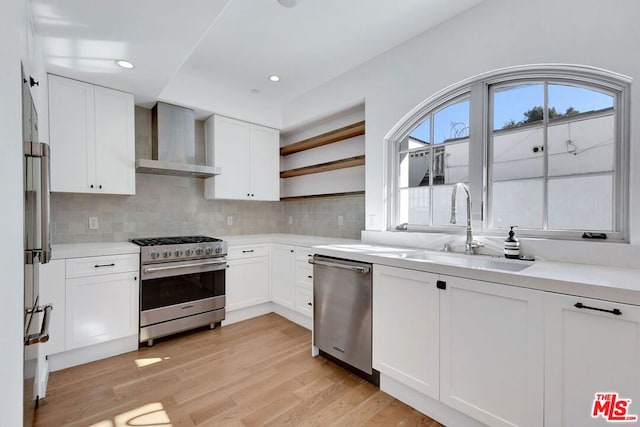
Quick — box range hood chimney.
[136,102,220,178]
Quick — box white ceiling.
[31,0,482,129]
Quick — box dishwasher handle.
[309,256,371,274]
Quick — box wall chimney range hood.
[136,102,221,178]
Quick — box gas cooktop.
[130,236,223,247]
[131,235,227,263]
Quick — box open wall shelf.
[279,120,365,156]
[280,155,365,178]
[280,191,365,202]
[280,120,365,200]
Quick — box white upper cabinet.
[48,74,135,195]
[93,86,135,194]
[204,115,279,201]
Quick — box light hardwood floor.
[34,313,442,427]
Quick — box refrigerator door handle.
[38,143,51,264]
[25,304,52,346]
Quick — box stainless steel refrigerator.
[22,66,52,426]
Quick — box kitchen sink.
[405,252,532,272]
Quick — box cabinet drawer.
[228,244,269,259]
[66,254,139,278]
[295,247,314,263]
[295,286,313,318]
[296,261,313,288]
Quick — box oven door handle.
[143,259,227,274]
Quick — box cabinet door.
[66,272,138,350]
[226,257,270,311]
[39,259,66,355]
[94,86,135,195]
[295,287,313,317]
[270,244,296,310]
[545,293,640,426]
[440,276,544,427]
[249,124,280,201]
[373,265,439,399]
[205,115,251,200]
[48,75,95,193]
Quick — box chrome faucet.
[450,183,484,255]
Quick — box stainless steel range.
[131,236,227,346]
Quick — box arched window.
[387,65,630,241]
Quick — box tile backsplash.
[51,177,364,243]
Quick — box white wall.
[282,0,640,261]
[0,0,28,424]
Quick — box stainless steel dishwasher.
[311,255,374,379]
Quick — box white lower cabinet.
[38,252,139,370]
[270,244,297,310]
[373,267,544,427]
[372,265,640,427]
[295,287,313,317]
[66,271,138,350]
[544,293,640,427]
[226,245,270,311]
[373,265,439,399]
[440,276,544,427]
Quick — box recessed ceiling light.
[115,59,135,69]
[269,75,280,82]
[277,0,298,8]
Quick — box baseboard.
[380,374,485,427]
[223,303,275,326]
[48,335,138,372]
[272,304,312,330]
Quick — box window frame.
[386,64,631,242]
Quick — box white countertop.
[51,235,640,305]
[52,242,140,259]
[311,243,640,306]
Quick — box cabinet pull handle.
[307,275,312,279]
[94,263,115,268]
[99,184,102,189]
[574,302,622,316]
[90,184,94,189]
[242,250,254,253]
[307,302,312,306]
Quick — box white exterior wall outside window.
[388,65,631,241]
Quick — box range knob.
[150,251,160,260]
[162,250,171,258]
[195,248,203,255]
[185,249,193,256]
[215,247,222,254]
[174,249,184,257]
[205,247,214,255]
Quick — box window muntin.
[389,65,629,241]
[488,80,616,233]
[397,96,470,227]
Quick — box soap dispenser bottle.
[504,226,520,259]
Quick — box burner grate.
[130,236,222,246]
